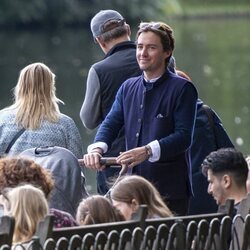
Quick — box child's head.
[0,184,48,243]
[76,195,124,225]
[110,175,173,220]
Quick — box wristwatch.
[145,145,152,158]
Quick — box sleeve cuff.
[147,140,160,162]
[87,142,108,154]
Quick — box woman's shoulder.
[56,113,78,128]
[58,113,76,123]
[55,114,81,134]
[0,108,16,119]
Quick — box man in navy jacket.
[84,21,198,215]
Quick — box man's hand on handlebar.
[83,148,105,171]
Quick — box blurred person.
[0,62,82,159]
[246,156,250,193]
[0,184,48,247]
[0,157,77,227]
[84,21,198,215]
[176,70,234,215]
[110,175,173,220]
[76,195,124,225]
[80,9,141,195]
[202,148,248,211]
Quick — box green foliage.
[0,0,165,28]
[1,0,249,28]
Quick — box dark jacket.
[91,41,141,194]
[189,99,234,214]
[96,70,198,200]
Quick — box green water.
[1,18,249,193]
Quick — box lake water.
[0,17,249,193]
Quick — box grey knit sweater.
[0,108,83,158]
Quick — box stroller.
[20,146,88,217]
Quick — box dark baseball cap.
[90,10,124,38]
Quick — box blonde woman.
[0,62,82,158]
[0,184,48,247]
[110,175,173,220]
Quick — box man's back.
[80,10,141,194]
[80,42,140,194]
[90,41,140,126]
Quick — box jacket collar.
[105,41,136,58]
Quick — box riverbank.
[172,3,250,19]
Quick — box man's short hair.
[90,10,127,42]
[202,148,248,187]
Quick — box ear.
[126,24,131,37]
[164,50,172,60]
[222,174,232,189]
[131,199,139,212]
[96,37,107,51]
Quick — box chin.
[139,65,147,71]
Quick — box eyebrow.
[137,43,159,47]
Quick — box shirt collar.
[143,74,161,83]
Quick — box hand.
[116,146,149,168]
[83,148,105,171]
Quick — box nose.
[207,183,212,194]
[141,47,148,56]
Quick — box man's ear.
[126,24,131,37]
[222,174,232,189]
[131,198,139,212]
[96,37,106,50]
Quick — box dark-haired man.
[202,148,248,210]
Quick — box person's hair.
[76,195,125,225]
[0,157,54,198]
[202,148,248,188]
[176,70,192,81]
[136,22,175,64]
[98,19,129,43]
[110,175,173,218]
[3,184,48,243]
[6,62,63,129]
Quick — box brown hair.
[176,70,192,81]
[0,157,54,198]
[98,19,129,43]
[110,175,173,218]
[76,195,125,225]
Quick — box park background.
[0,0,250,193]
